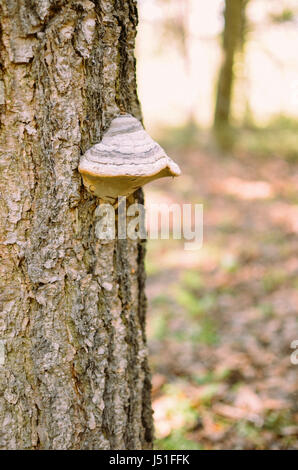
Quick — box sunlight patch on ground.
[219,177,274,200]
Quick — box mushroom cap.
[78,113,181,201]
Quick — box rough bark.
[0,0,153,450]
[214,0,248,129]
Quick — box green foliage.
[151,311,168,340]
[258,302,275,318]
[196,384,221,404]
[175,289,201,317]
[192,368,231,385]
[157,121,200,150]
[145,258,160,276]
[175,288,216,317]
[264,410,293,432]
[156,431,203,450]
[236,421,263,447]
[262,269,288,293]
[161,383,200,425]
[235,115,298,162]
[181,271,204,290]
[198,317,219,345]
[220,253,240,273]
[152,293,172,306]
[270,9,296,24]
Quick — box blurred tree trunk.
[214,0,248,133]
[0,0,153,450]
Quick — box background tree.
[0,0,153,450]
[214,0,249,140]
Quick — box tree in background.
[214,0,249,143]
[0,0,153,450]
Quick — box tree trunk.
[0,0,153,450]
[214,0,248,129]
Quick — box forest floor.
[145,134,298,450]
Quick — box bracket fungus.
[78,114,181,203]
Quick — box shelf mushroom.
[78,113,181,203]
